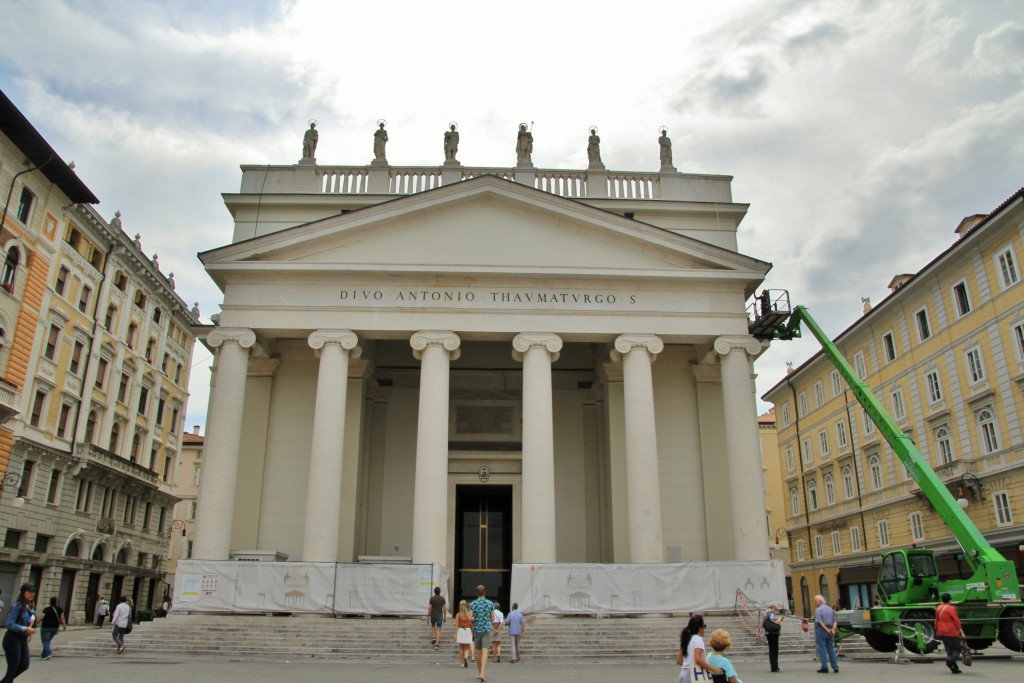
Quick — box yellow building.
[0,90,198,622]
[763,188,1024,618]
[758,408,792,608]
[165,425,204,593]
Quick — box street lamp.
[0,472,24,508]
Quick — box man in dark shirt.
[427,587,446,650]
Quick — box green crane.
[751,292,1024,654]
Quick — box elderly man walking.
[813,595,839,673]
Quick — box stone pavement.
[17,628,1024,683]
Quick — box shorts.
[473,630,492,650]
[429,615,444,628]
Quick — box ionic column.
[193,328,256,560]
[513,333,562,563]
[302,330,360,562]
[410,331,461,565]
[612,334,665,563]
[714,335,770,560]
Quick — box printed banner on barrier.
[510,561,786,615]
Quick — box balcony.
[73,443,158,485]
[0,378,20,424]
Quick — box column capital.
[512,332,563,362]
[207,327,257,350]
[308,329,361,359]
[410,330,461,361]
[713,334,763,357]
[611,334,663,362]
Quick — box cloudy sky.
[2,0,1022,429]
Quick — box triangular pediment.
[202,176,767,282]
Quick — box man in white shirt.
[110,596,132,654]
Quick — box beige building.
[165,426,203,593]
[763,188,1024,618]
[0,90,198,622]
[758,409,790,597]
[193,127,775,609]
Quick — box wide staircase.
[60,613,879,662]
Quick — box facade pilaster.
[192,327,256,560]
[612,333,665,563]
[714,334,770,560]
[302,330,360,562]
[512,332,562,562]
[410,331,461,566]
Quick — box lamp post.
[0,472,23,507]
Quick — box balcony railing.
[73,443,158,485]
[0,378,20,424]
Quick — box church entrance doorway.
[454,484,512,613]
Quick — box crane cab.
[877,549,939,605]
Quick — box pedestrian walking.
[506,602,524,663]
[455,600,473,668]
[935,593,966,674]
[470,585,494,682]
[1,583,37,683]
[39,597,66,660]
[491,601,504,662]
[813,594,839,673]
[678,614,722,683]
[427,586,446,650]
[94,598,108,627]
[110,596,131,655]
[763,602,784,672]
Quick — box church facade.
[192,129,773,609]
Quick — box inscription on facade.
[339,286,638,307]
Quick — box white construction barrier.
[510,560,786,615]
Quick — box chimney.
[861,297,872,314]
[955,214,986,240]
[192,425,201,435]
[887,274,913,292]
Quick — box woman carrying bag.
[1,583,37,683]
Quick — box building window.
[891,387,906,420]
[3,529,22,549]
[126,323,137,349]
[831,531,842,555]
[781,403,791,427]
[34,534,51,554]
[104,305,116,329]
[795,539,805,561]
[57,402,73,439]
[109,422,120,452]
[978,408,999,454]
[925,369,942,403]
[78,285,92,313]
[70,340,85,375]
[814,381,824,408]
[163,452,174,482]
[824,473,836,506]
[882,332,896,363]
[952,281,971,317]
[802,438,812,465]
[877,519,891,547]
[46,470,62,504]
[174,362,183,384]
[18,460,35,498]
[863,408,875,435]
[123,496,136,525]
[192,465,201,487]
[841,466,854,499]
[15,187,34,224]
[55,266,69,295]
[133,290,147,309]
[853,351,867,379]
[186,541,193,559]
[807,480,819,510]
[869,455,883,490]
[131,433,142,462]
[44,324,61,359]
[965,346,985,384]
[831,370,842,397]
[114,271,128,291]
[818,430,830,458]
[836,419,848,448]
[101,487,117,518]
[95,358,109,390]
[75,480,94,513]
[789,487,800,515]
[153,307,162,324]
[798,392,808,418]
[84,410,96,444]
[145,338,155,363]
[996,247,1020,289]
[138,386,149,416]
[187,500,197,520]
[850,526,861,551]
[814,535,824,558]
[161,353,170,374]
[118,372,130,403]
[142,502,152,530]
[785,446,795,472]
[915,308,931,341]
[65,226,81,248]
[993,491,1013,526]
[156,398,165,425]
[935,426,954,465]
[0,247,19,292]
[30,389,47,427]
[909,511,924,542]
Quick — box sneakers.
[116,644,126,655]
[42,655,52,661]
[817,669,829,674]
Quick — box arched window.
[978,409,999,454]
[131,433,142,462]
[935,426,954,464]
[841,466,854,500]
[114,270,128,292]
[1,246,19,292]
[108,422,120,452]
[115,548,128,564]
[65,539,81,558]
[84,410,97,444]
[800,577,810,616]
[869,455,883,490]
[789,486,800,515]
[807,480,819,510]
[824,473,836,506]
[92,545,105,561]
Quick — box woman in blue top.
[705,628,743,683]
[2,583,37,683]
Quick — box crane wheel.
[998,608,1024,652]
[863,629,898,653]
[902,610,939,654]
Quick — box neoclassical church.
[192,125,773,609]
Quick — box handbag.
[763,612,781,634]
[961,639,972,666]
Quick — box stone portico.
[192,144,772,606]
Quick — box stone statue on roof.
[110,210,122,231]
[516,123,533,164]
[302,122,318,160]
[659,129,674,171]
[587,127,602,167]
[373,122,388,162]
[444,123,459,162]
